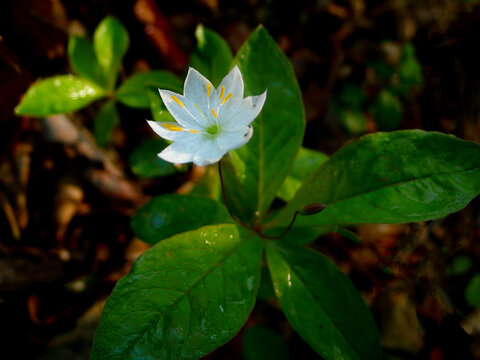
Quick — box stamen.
[189,129,200,134]
[211,108,218,118]
[195,103,206,119]
[221,93,232,105]
[171,95,185,109]
[207,83,211,97]
[162,123,184,131]
[219,86,225,100]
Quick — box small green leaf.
[371,89,403,131]
[131,194,233,244]
[448,255,472,276]
[68,35,105,88]
[93,16,129,90]
[129,138,181,178]
[189,24,233,87]
[226,26,305,222]
[394,43,423,96]
[242,325,289,360]
[116,71,182,108]
[465,273,480,307]
[277,147,329,202]
[94,101,119,146]
[265,240,381,360]
[91,224,262,359]
[15,75,105,116]
[269,130,480,229]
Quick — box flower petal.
[221,91,267,130]
[146,120,193,141]
[210,66,244,111]
[184,68,213,110]
[192,139,226,166]
[158,135,204,164]
[217,126,253,152]
[159,89,209,129]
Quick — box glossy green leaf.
[242,325,289,360]
[68,35,105,87]
[277,147,329,202]
[226,26,305,222]
[15,75,105,116]
[94,101,119,146]
[116,71,182,108]
[131,194,233,244]
[371,89,403,131]
[269,131,480,229]
[189,24,233,87]
[91,224,262,359]
[93,16,129,90]
[265,240,381,360]
[129,138,181,178]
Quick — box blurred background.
[1,0,480,359]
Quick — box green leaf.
[269,130,480,229]
[371,89,403,131]
[265,240,381,360]
[394,43,423,96]
[93,16,129,90]
[189,24,233,87]
[94,101,119,146]
[68,35,105,88]
[465,273,480,307]
[131,194,233,244]
[15,75,105,116]
[129,138,182,178]
[226,26,305,222]
[242,325,289,360]
[116,71,182,108]
[447,255,472,276]
[277,147,329,202]
[91,224,262,359]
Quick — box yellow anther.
[221,93,232,105]
[207,83,211,97]
[189,129,200,134]
[162,123,184,131]
[195,103,205,118]
[211,108,218,118]
[219,86,225,100]
[171,95,185,109]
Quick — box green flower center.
[206,124,219,135]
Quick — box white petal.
[221,91,267,130]
[184,68,213,109]
[158,136,204,164]
[159,89,209,129]
[146,120,191,141]
[210,66,244,111]
[192,139,226,166]
[216,126,253,152]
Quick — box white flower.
[147,66,266,166]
